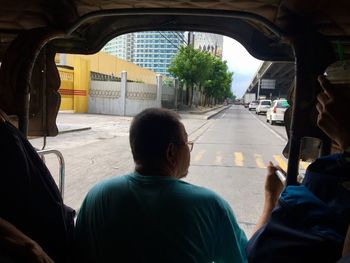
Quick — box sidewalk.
[57,105,230,134]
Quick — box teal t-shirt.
[75,172,247,263]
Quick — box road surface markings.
[215,151,223,164]
[254,154,266,168]
[234,152,244,166]
[192,151,311,171]
[193,150,206,162]
[249,111,287,142]
[273,155,288,171]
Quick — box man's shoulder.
[177,181,230,206]
[87,173,133,196]
[177,180,215,194]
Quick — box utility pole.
[186,31,194,107]
[187,32,194,46]
[257,77,261,99]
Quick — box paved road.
[184,105,289,237]
[30,105,299,238]
[252,109,288,141]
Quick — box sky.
[222,36,262,98]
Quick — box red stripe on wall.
[59,89,73,95]
[73,90,87,96]
[59,88,86,96]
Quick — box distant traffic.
[237,98,289,126]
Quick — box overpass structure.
[245,61,295,100]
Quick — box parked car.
[255,100,272,114]
[266,99,290,125]
[248,100,259,111]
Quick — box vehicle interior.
[0,0,350,259]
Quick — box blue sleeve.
[214,204,248,263]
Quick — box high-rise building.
[192,32,224,58]
[133,31,186,75]
[102,34,135,61]
[102,31,186,76]
[102,31,223,75]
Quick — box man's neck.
[135,165,175,178]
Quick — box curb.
[189,105,223,114]
[58,127,91,134]
[205,105,231,120]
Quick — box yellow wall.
[65,52,158,84]
[58,57,90,112]
[58,68,74,110]
[58,51,159,112]
[72,57,90,113]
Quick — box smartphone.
[275,170,286,185]
[275,170,304,186]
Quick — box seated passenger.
[317,76,350,263]
[0,109,75,263]
[0,217,54,263]
[74,108,249,263]
[247,75,350,263]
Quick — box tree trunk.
[199,86,204,107]
[190,85,195,107]
[186,84,190,106]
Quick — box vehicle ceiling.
[1,0,350,62]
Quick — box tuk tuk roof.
[0,0,349,61]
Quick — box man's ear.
[166,143,177,166]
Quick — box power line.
[172,31,187,46]
[178,32,187,45]
[157,31,180,50]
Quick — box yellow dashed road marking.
[215,151,223,164]
[273,155,288,171]
[234,152,244,166]
[193,150,206,162]
[254,154,266,168]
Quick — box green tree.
[168,46,212,106]
[203,56,234,105]
[169,46,234,106]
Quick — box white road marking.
[248,111,286,142]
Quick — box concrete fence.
[88,71,162,116]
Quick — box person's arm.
[317,75,350,151]
[214,203,248,263]
[0,217,54,263]
[253,161,284,234]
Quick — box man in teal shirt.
[75,108,248,262]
